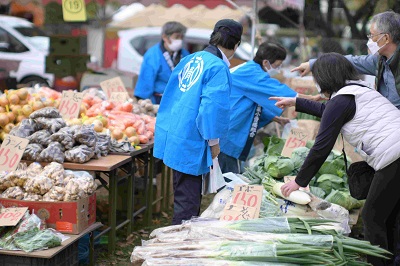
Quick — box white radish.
[272,182,311,205]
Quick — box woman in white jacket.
[271,52,400,266]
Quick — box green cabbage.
[262,136,285,156]
[263,156,295,179]
[309,186,326,199]
[291,147,310,170]
[324,189,362,210]
[316,174,345,195]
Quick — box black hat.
[213,19,243,40]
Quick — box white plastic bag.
[202,157,226,195]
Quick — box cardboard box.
[0,194,96,235]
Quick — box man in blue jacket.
[134,21,190,104]
[154,19,243,225]
[219,42,320,173]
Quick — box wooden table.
[0,222,102,265]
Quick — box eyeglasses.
[367,32,386,39]
[237,40,241,47]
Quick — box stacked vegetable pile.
[0,208,62,252]
[0,162,97,201]
[0,87,62,141]
[243,136,363,212]
[131,217,390,265]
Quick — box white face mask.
[366,35,386,55]
[265,60,280,77]
[315,83,321,93]
[167,39,183,52]
[228,53,235,60]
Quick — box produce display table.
[0,222,102,266]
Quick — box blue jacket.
[134,42,189,103]
[220,60,297,159]
[154,48,231,175]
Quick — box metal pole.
[251,0,257,58]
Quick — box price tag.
[62,0,87,22]
[100,77,128,99]
[58,91,83,121]
[109,92,129,104]
[220,204,257,221]
[0,135,29,172]
[284,176,310,192]
[281,127,312,157]
[0,207,28,226]
[220,185,263,221]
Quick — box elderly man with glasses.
[292,11,400,109]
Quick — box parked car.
[0,15,54,87]
[117,27,255,74]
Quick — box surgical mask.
[366,35,386,55]
[265,61,281,77]
[316,83,321,93]
[228,53,235,60]
[167,39,183,52]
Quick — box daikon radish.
[272,182,311,205]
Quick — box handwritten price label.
[100,77,128,99]
[0,207,28,226]
[220,185,263,221]
[58,91,83,121]
[110,92,129,104]
[281,128,311,157]
[0,135,29,172]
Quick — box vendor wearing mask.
[134,21,190,104]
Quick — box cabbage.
[262,136,285,156]
[291,147,310,170]
[318,158,346,177]
[263,156,295,179]
[325,189,362,210]
[309,186,326,199]
[316,174,345,195]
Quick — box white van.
[117,27,254,75]
[0,15,54,87]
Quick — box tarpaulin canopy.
[266,0,305,11]
[109,4,250,29]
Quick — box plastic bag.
[41,162,65,186]
[24,175,54,195]
[23,144,44,161]
[35,117,66,134]
[64,145,94,163]
[23,193,43,201]
[28,130,51,146]
[26,163,43,176]
[63,179,86,201]
[29,107,61,119]
[43,186,65,202]
[6,170,29,187]
[38,142,65,163]
[202,157,226,195]
[9,119,38,138]
[14,228,62,252]
[70,171,97,194]
[74,125,97,147]
[1,186,24,200]
[50,127,75,150]
[0,171,14,191]
[63,171,75,185]
[96,133,111,156]
[109,138,134,153]
[200,186,233,218]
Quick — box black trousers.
[362,157,400,266]
[171,170,202,225]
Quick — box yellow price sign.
[62,0,87,22]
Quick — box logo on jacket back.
[178,56,204,92]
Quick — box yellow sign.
[62,0,87,22]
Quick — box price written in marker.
[281,128,312,157]
[100,77,128,99]
[220,185,263,221]
[58,91,83,121]
[109,92,129,104]
[0,135,29,172]
[0,207,28,226]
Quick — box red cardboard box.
[0,194,96,235]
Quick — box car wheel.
[20,76,49,87]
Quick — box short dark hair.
[162,21,187,36]
[312,53,361,95]
[253,42,286,65]
[209,27,240,50]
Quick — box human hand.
[273,116,290,126]
[281,180,301,197]
[269,97,296,109]
[312,94,328,101]
[211,143,220,159]
[291,62,311,77]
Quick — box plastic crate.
[0,241,79,266]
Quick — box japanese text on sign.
[100,77,128,99]
[220,185,263,221]
[58,91,83,121]
[110,92,129,104]
[62,0,87,22]
[0,207,28,226]
[281,128,312,157]
[0,135,29,172]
